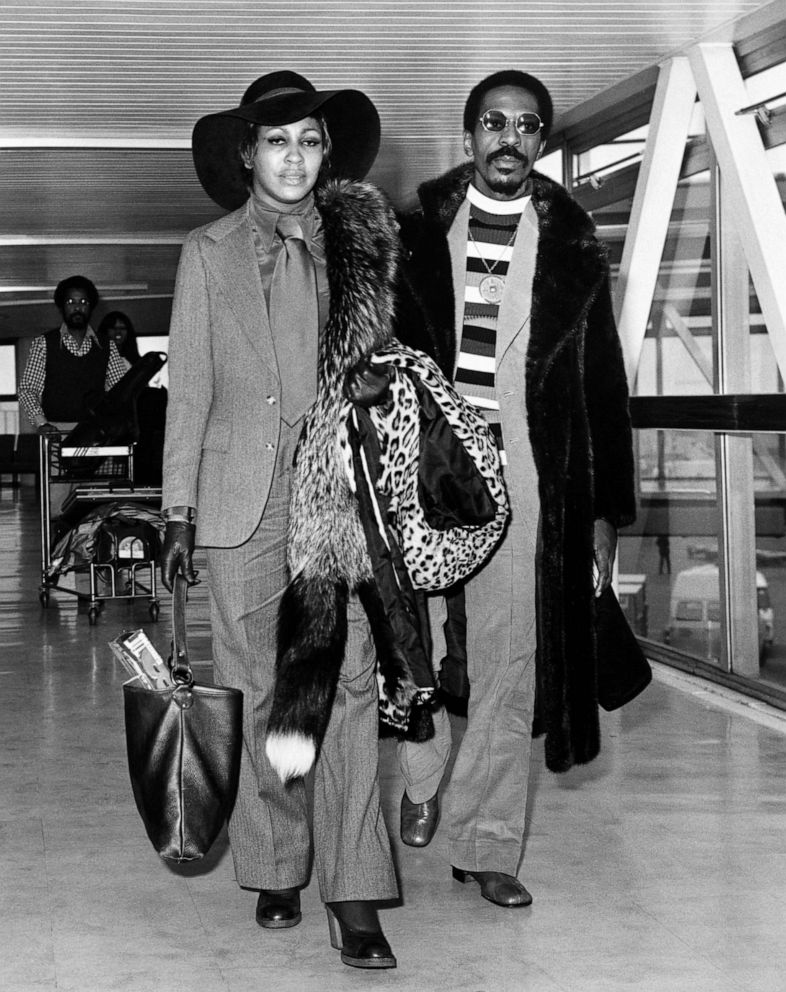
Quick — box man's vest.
[41,329,109,422]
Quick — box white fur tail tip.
[265,732,317,783]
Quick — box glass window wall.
[561,37,786,707]
[734,118,786,692]
[619,429,723,666]
[633,164,713,398]
[0,343,18,433]
[753,438,786,692]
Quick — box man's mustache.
[487,147,528,165]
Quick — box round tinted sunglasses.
[478,110,543,136]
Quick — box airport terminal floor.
[2,489,786,992]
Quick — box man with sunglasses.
[395,70,635,907]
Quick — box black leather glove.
[593,518,618,598]
[344,355,393,408]
[161,520,198,592]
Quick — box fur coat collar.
[410,162,610,384]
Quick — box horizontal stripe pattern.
[464,301,503,320]
[458,351,496,374]
[459,323,495,353]
[455,202,522,464]
[466,240,516,260]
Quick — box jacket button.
[265,442,275,451]
[266,395,277,405]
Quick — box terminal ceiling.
[0,0,776,341]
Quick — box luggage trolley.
[38,432,163,625]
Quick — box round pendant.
[479,274,505,304]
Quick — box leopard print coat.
[345,343,509,733]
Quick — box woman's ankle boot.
[325,900,396,969]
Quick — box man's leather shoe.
[255,887,302,929]
[400,791,440,847]
[452,867,533,907]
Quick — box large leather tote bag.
[123,575,243,862]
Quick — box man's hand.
[161,521,198,592]
[37,422,59,435]
[593,518,617,598]
[344,354,393,408]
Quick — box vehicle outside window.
[664,564,773,663]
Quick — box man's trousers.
[398,475,538,876]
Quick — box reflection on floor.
[2,492,786,992]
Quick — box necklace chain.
[468,222,518,277]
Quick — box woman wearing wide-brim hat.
[160,70,406,970]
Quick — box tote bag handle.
[169,574,193,687]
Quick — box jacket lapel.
[202,209,279,379]
[496,202,538,365]
[447,198,470,374]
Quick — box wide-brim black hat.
[192,70,381,210]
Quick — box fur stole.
[264,179,406,782]
[286,179,400,588]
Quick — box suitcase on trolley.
[87,515,161,625]
[94,518,160,567]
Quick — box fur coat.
[265,179,435,782]
[398,163,637,773]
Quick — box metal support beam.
[711,158,760,679]
[615,57,697,385]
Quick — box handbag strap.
[169,574,193,686]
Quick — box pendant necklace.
[468,223,517,305]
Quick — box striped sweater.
[454,185,531,465]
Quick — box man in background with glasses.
[395,70,635,907]
[19,274,128,534]
[19,275,127,435]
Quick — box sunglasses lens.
[517,114,541,135]
[481,111,507,132]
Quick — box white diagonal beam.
[661,301,713,385]
[690,42,786,381]
[615,57,697,385]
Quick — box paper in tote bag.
[122,575,243,861]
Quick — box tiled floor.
[2,491,786,992]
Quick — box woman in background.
[97,310,141,365]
